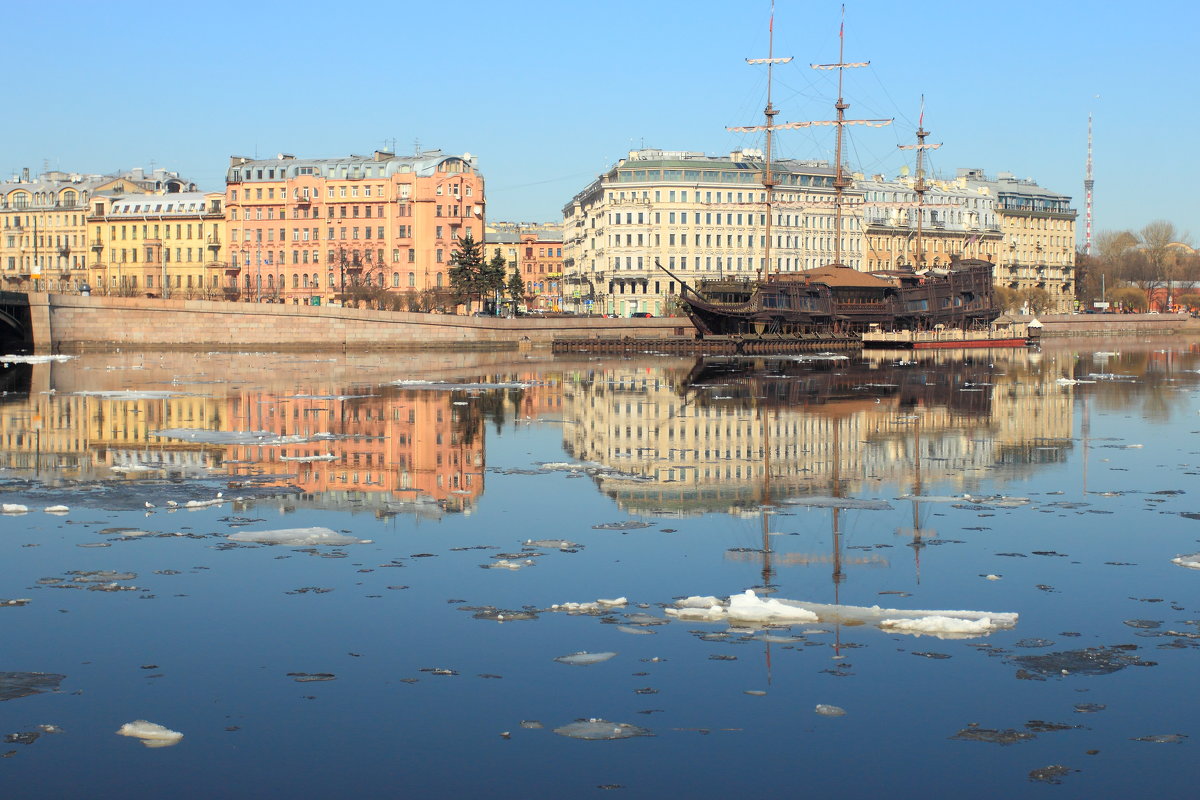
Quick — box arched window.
[392,272,399,288]
[312,273,319,288]
[303,274,310,288]
[267,274,274,288]
[408,272,415,287]
[436,273,443,287]
[292,274,299,289]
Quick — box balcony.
[296,195,312,205]
[90,240,104,252]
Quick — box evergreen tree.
[481,252,508,314]
[447,231,486,313]
[506,268,525,313]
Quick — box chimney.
[21,167,30,182]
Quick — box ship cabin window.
[763,294,789,309]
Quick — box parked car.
[631,312,653,318]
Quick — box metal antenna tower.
[1084,113,1094,256]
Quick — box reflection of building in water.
[0,365,495,511]
[0,386,225,479]
[222,387,485,512]
[561,350,1073,514]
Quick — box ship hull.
[679,260,1001,340]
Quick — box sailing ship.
[663,7,1005,343]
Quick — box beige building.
[857,175,1003,270]
[87,191,224,297]
[562,149,864,317]
[957,168,1077,313]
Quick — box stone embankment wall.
[1028,313,1200,338]
[28,294,691,353]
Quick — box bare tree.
[1139,221,1191,306]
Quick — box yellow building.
[0,167,199,294]
[87,191,224,297]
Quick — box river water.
[1,341,1197,796]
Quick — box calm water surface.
[1,341,1198,797]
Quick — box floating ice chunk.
[116,720,184,748]
[0,672,65,701]
[728,590,819,624]
[43,505,69,514]
[617,626,656,635]
[75,390,188,400]
[153,428,340,446]
[550,597,627,613]
[880,615,1000,637]
[0,354,74,365]
[2,504,29,514]
[666,590,1015,637]
[675,596,722,609]
[524,539,583,550]
[485,559,532,570]
[538,462,597,472]
[553,719,653,740]
[815,704,846,717]
[227,527,371,546]
[1172,553,1200,570]
[391,380,531,390]
[985,574,1002,581]
[782,496,893,511]
[554,652,618,666]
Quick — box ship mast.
[897,97,941,268]
[808,7,891,268]
[731,0,793,280]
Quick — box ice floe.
[1171,553,1200,570]
[782,496,894,510]
[0,354,74,365]
[553,719,653,740]
[665,590,1016,638]
[227,527,371,546]
[554,651,618,666]
[116,720,184,748]
[550,597,628,613]
[879,616,1003,637]
[2,503,29,514]
[391,380,531,390]
[0,672,65,702]
[153,428,340,446]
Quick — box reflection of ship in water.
[560,349,1073,516]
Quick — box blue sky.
[7,0,1197,241]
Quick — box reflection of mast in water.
[1081,391,1090,496]
[831,417,844,658]
[896,409,936,582]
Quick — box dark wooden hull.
[680,261,1000,339]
